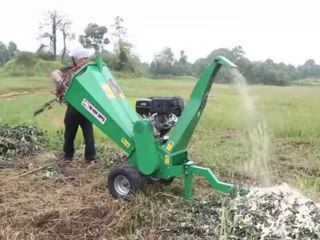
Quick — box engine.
[136,96,184,138]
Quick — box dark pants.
[63,104,96,161]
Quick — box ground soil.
[0,89,50,100]
[0,138,319,239]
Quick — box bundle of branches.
[0,125,47,159]
[33,62,88,117]
[33,98,59,116]
[171,184,320,239]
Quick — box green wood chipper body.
[64,57,248,199]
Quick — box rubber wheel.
[108,165,147,199]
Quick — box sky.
[0,0,319,65]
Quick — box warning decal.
[81,99,106,124]
[166,141,174,151]
[108,78,125,100]
[101,83,115,99]
[164,155,170,165]
[121,137,131,148]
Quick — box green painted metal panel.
[184,173,193,199]
[154,148,188,179]
[64,59,138,153]
[164,56,237,154]
[185,165,236,195]
[164,62,221,153]
[171,149,188,165]
[215,56,237,68]
[128,149,138,166]
[99,64,139,124]
[156,164,185,178]
[133,120,160,175]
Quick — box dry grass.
[0,138,319,240]
[0,152,188,240]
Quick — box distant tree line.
[1,10,320,85]
[150,48,193,77]
[150,46,320,85]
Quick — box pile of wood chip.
[172,184,320,239]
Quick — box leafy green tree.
[150,47,175,75]
[298,59,320,78]
[116,41,133,71]
[192,46,320,85]
[7,42,18,59]
[179,50,187,64]
[0,42,10,66]
[192,48,236,79]
[232,45,245,60]
[192,58,209,76]
[99,50,118,69]
[171,50,192,76]
[0,41,18,66]
[110,16,138,72]
[79,23,110,53]
[111,16,129,70]
[191,47,293,85]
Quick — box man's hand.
[51,70,63,83]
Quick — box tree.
[0,42,9,66]
[100,50,118,69]
[111,16,126,43]
[170,50,193,76]
[191,46,293,85]
[111,16,129,70]
[7,42,18,59]
[150,47,175,75]
[110,16,139,72]
[59,18,74,61]
[116,41,133,71]
[264,59,274,65]
[232,45,245,59]
[112,17,129,70]
[79,23,110,53]
[162,47,175,65]
[179,50,187,64]
[39,10,63,59]
[0,41,18,66]
[298,59,320,78]
[192,48,235,77]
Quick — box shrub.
[0,52,62,77]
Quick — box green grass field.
[1,75,319,199]
[1,74,320,239]
[0,76,53,94]
[291,78,320,86]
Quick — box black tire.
[108,165,147,199]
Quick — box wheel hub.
[114,175,130,195]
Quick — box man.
[51,47,96,163]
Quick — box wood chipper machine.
[63,56,249,199]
